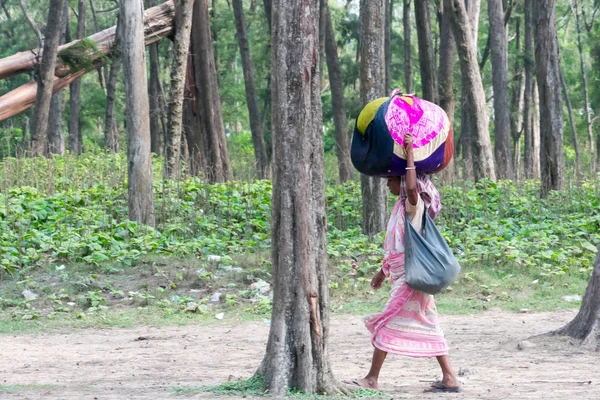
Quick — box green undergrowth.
[172,375,387,398]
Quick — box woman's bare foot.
[342,377,379,390]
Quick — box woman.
[348,132,461,394]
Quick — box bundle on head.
[351,89,454,177]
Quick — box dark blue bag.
[404,210,461,295]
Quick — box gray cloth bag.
[404,210,461,295]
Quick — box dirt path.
[1,309,598,400]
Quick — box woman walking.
[347,130,461,394]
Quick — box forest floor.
[1,309,598,400]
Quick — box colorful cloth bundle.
[351,89,454,177]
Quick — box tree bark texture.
[188,0,232,183]
[324,4,352,183]
[68,0,86,156]
[560,63,581,178]
[385,0,393,94]
[164,0,194,179]
[259,0,337,395]
[360,0,388,235]
[436,0,456,184]
[403,0,413,93]
[510,16,524,180]
[554,250,600,350]
[47,0,69,156]
[532,77,541,179]
[534,0,564,197]
[523,0,534,179]
[449,0,496,181]
[233,0,269,180]
[572,0,595,172]
[488,0,513,179]
[30,0,66,156]
[120,0,155,226]
[105,15,122,153]
[414,0,437,102]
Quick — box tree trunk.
[414,0,437,102]
[385,0,393,94]
[48,0,69,156]
[89,0,108,90]
[523,0,534,179]
[18,0,43,48]
[30,0,66,157]
[559,63,581,179]
[534,0,564,198]
[436,0,456,184]
[359,0,388,235]
[488,0,513,180]
[188,0,232,183]
[105,15,122,153]
[232,0,269,179]
[572,0,595,173]
[120,0,155,226]
[532,77,541,179]
[146,0,166,157]
[449,0,496,181]
[68,0,86,156]
[324,4,352,183]
[403,0,413,93]
[510,16,524,180]
[258,0,337,395]
[554,250,600,350]
[164,0,194,179]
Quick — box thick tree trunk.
[324,4,352,183]
[403,0,413,93]
[488,0,513,179]
[523,0,534,179]
[560,64,581,178]
[414,0,437,102]
[449,0,496,181]
[360,0,388,235]
[534,0,564,198]
[572,0,595,172]
[146,0,166,157]
[68,0,86,156]
[232,0,269,179]
[189,0,232,183]
[104,16,122,153]
[30,0,66,157]
[48,0,69,156]
[554,250,600,350]
[120,0,155,226]
[259,0,337,395]
[436,0,456,184]
[164,0,194,179]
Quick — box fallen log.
[0,1,174,122]
[0,0,174,81]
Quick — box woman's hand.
[371,270,386,290]
[404,132,414,150]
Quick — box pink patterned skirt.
[364,255,448,358]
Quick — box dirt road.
[1,309,598,399]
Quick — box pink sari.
[363,175,449,358]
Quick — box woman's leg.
[435,355,460,388]
[355,347,388,389]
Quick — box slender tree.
[510,16,525,179]
[258,0,339,394]
[68,0,86,156]
[324,3,352,182]
[385,0,393,94]
[449,0,496,181]
[359,0,388,235]
[120,0,155,226]
[146,0,166,156]
[105,15,122,153]
[48,0,69,155]
[232,0,269,179]
[560,63,581,178]
[403,0,413,93]
[164,0,194,179]
[534,0,564,197]
[488,0,513,179]
[523,0,534,179]
[414,0,437,102]
[30,0,66,156]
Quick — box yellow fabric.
[357,97,389,134]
